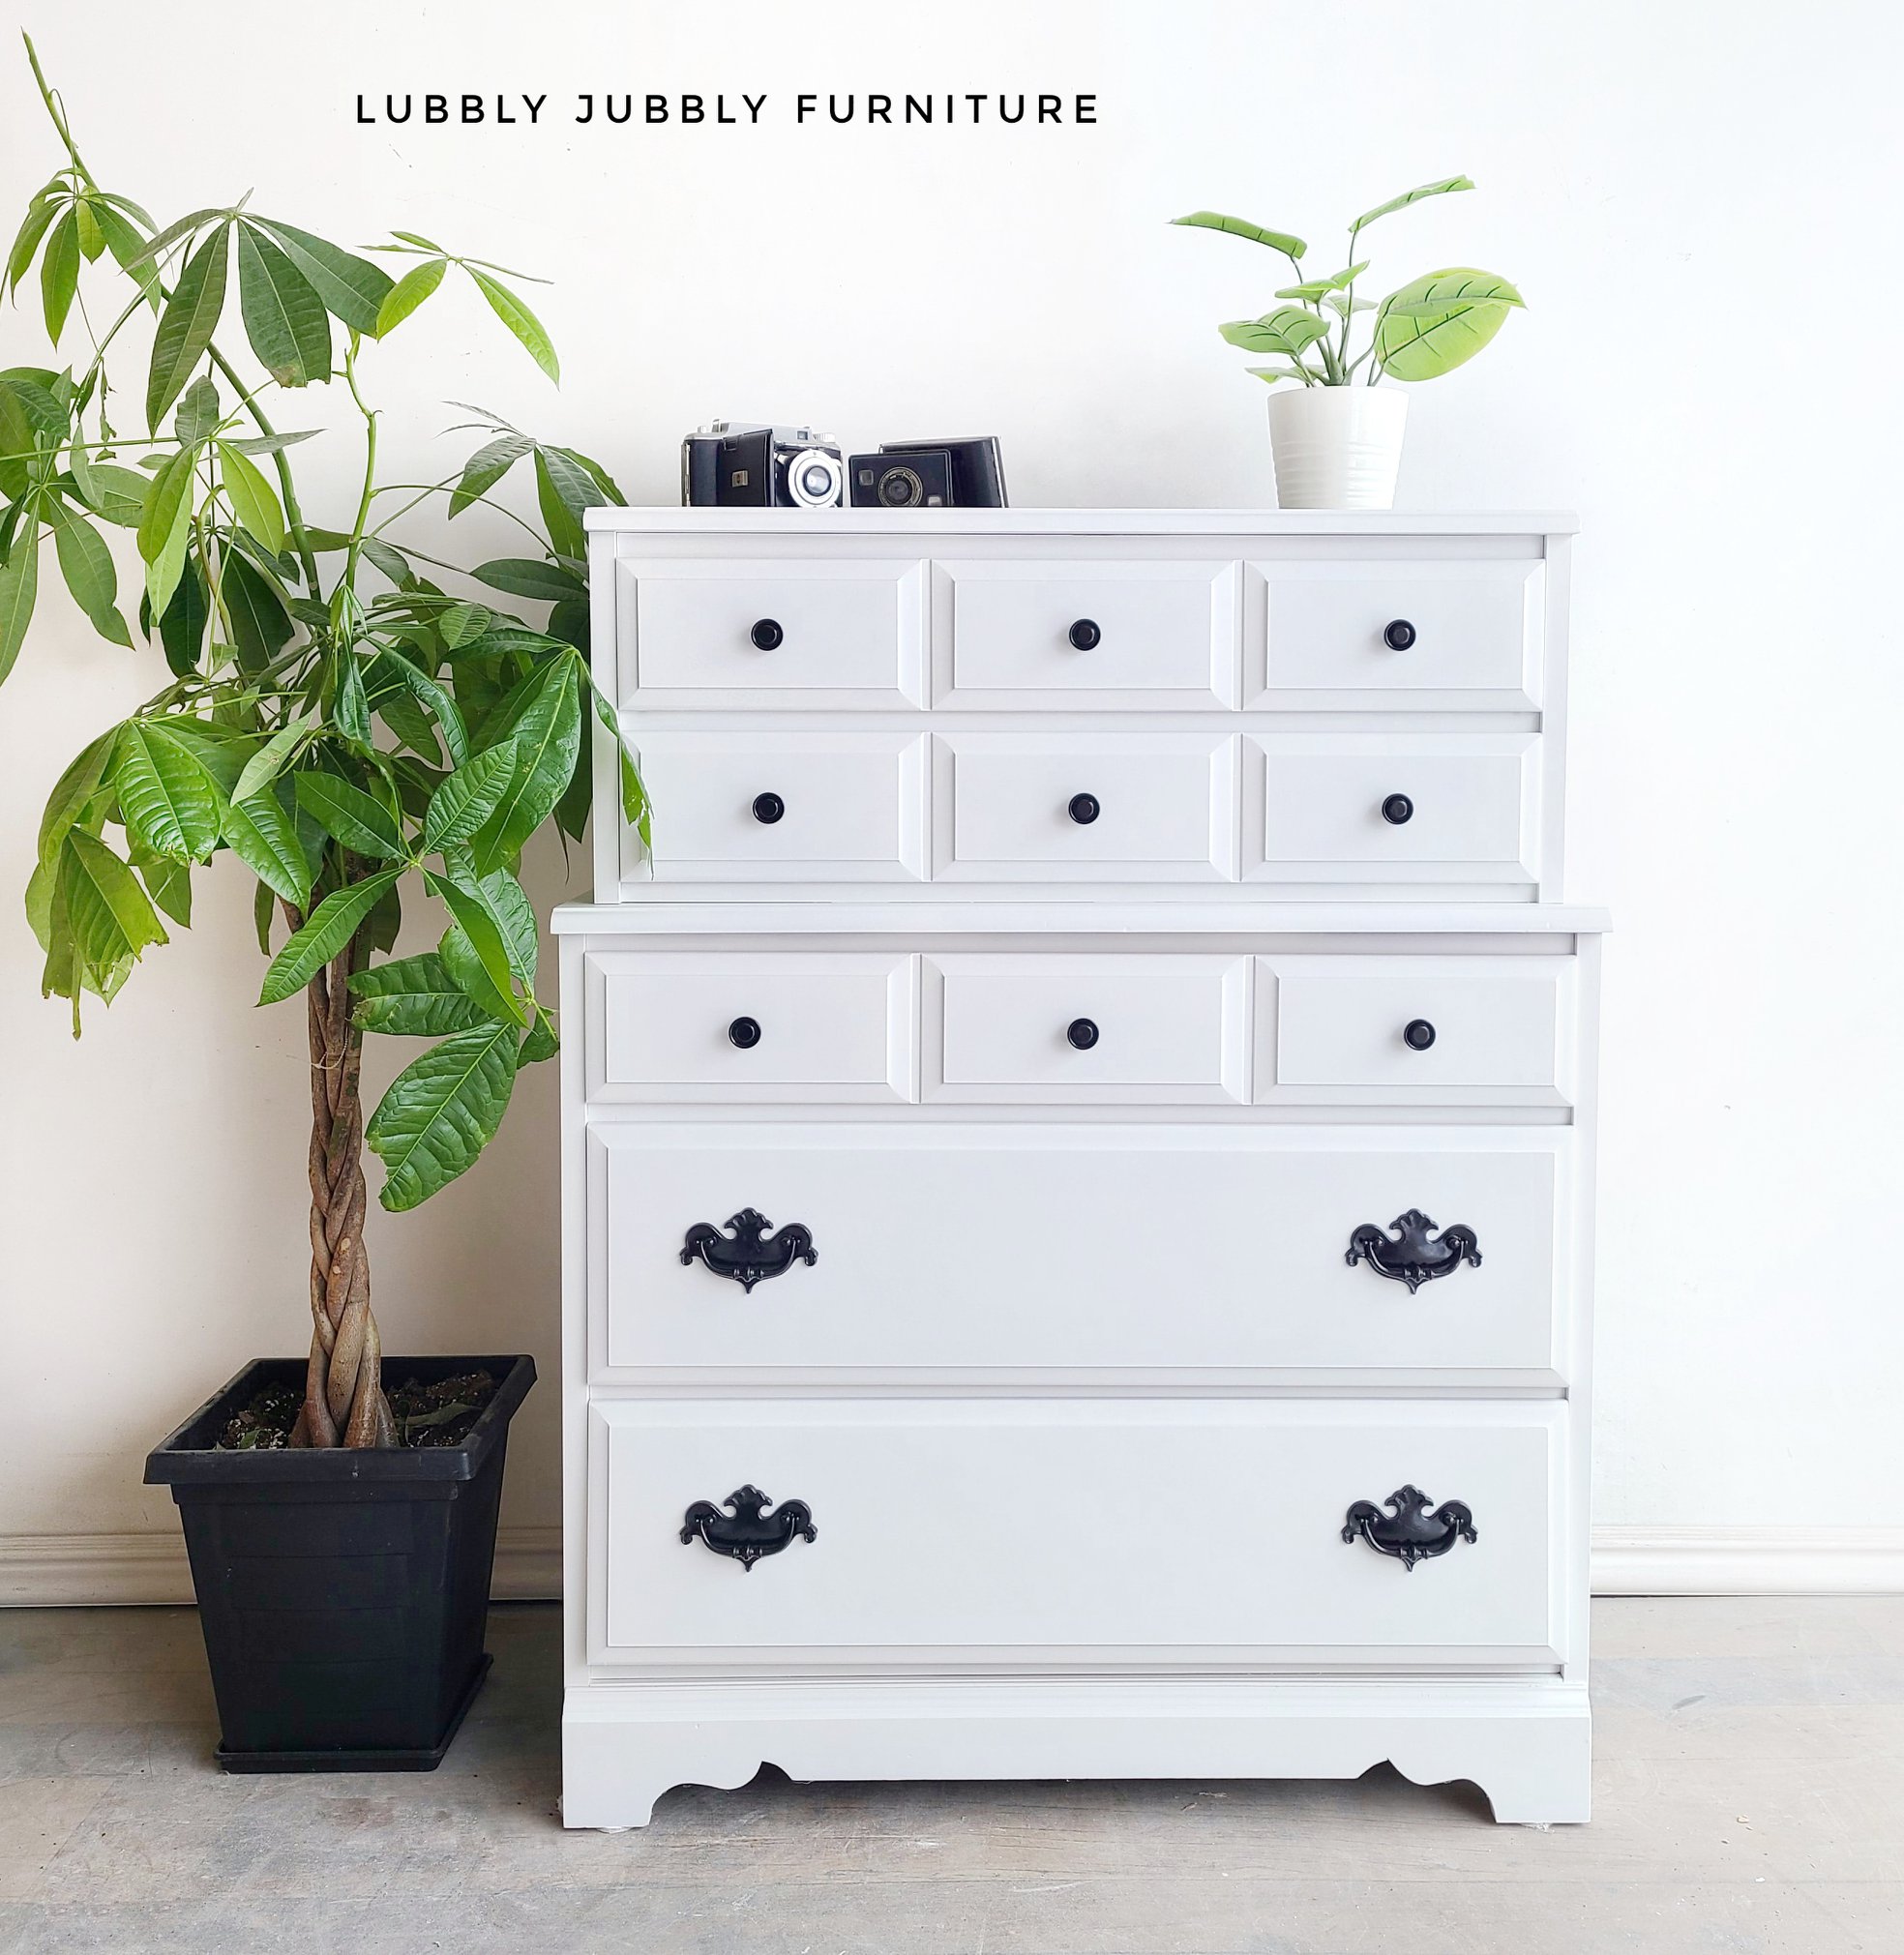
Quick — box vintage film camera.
[848,435,1007,509]
[681,422,846,509]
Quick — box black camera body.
[848,436,1008,509]
[681,422,846,509]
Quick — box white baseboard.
[3,1525,1901,1609]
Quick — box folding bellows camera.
[682,423,1007,509]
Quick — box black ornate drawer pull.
[751,791,785,825]
[1403,1019,1437,1051]
[728,1016,762,1049]
[749,617,784,650]
[1383,617,1416,650]
[681,1485,817,1570]
[1067,617,1101,650]
[1343,1485,1475,1571]
[1066,1017,1100,1051]
[1347,1209,1481,1293]
[1381,792,1413,825]
[681,1208,818,1291]
[1067,792,1100,825]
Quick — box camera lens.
[783,447,842,509]
[878,466,924,509]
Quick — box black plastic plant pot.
[144,1352,535,1774]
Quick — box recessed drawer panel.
[1260,956,1573,1107]
[593,1398,1564,1665]
[614,557,924,706]
[592,1124,1567,1377]
[1250,559,1543,707]
[1245,734,1538,886]
[935,560,1237,707]
[928,955,1249,1103]
[585,952,914,1103]
[628,729,926,882]
[935,734,1238,882]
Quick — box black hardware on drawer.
[1342,1486,1476,1571]
[1067,617,1102,650]
[1066,1017,1100,1051]
[680,1486,817,1570]
[749,617,784,650]
[1346,1210,1482,1293]
[1067,792,1101,825]
[1383,618,1417,650]
[681,1208,818,1291]
[752,791,786,825]
[1381,793,1414,826]
[1403,1019,1437,1051]
[728,1016,762,1049]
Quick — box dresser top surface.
[585,507,1578,539]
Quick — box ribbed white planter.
[1266,386,1410,510]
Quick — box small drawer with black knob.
[933,733,1240,882]
[1246,558,1544,708]
[611,556,925,706]
[1256,956,1576,1107]
[1243,733,1540,889]
[588,1398,1565,1667]
[925,954,1250,1103]
[622,729,928,884]
[932,559,1238,708]
[583,951,916,1103]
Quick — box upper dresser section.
[585,511,1574,904]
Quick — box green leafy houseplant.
[1172,175,1525,388]
[1,38,648,1447]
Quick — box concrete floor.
[0,1600,1899,1954]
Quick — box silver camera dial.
[784,447,845,510]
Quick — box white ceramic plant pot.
[1265,385,1410,511]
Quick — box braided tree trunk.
[288,919,394,1449]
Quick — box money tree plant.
[0,38,646,1447]
[1172,175,1525,388]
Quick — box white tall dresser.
[555,509,1604,1827]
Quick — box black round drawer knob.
[749,617,784,650]
[1403,1019,1437,1052]
[1067,792,1101,826]
[728,1017,762,1050]
[1383,618,1417,651]
[751,791,785,825]
[1066,1017,1100,1051]
[1381,793,1414,826]
[1067,617,1102,651]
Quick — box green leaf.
[222,549,294,671]
[222,790,312,906]
[360,537,410,587]
[381,652,469,767]
[471,557,585,603]
[47,499,129,645]
[230,716,312,804]
[473,863,536,988]
[521,1007,559,1064]
[0,523,40,687]
[366,1020,520,1210]
[438,601,492,648]
[136,851,192,926]
[5,196,59,297]
[60,829,167,973]
[293,769,406,858]
[157,559,209,674]
[430,872,529,1024]
[234,223,330,387]
[118,205,229,271]
[1218,308,1333,359]
[534,450,585,561]
[73,199,104,262]
[474,659,580,872]
[448,433,530,518]
[1245,366,1311,386]
[253,877,277,954]
[1372,267,1524,381]
[1275,263,1368,301]
[114,721,223,862]
[424,742,516,853]
[467,268,558,381]
[250,220,393,336]
[145,225,229,432]
[72,459,150,527]
[216,441,285,553]
[348,951,492,1035]
[40,208,79,342]
[375,256,446,335]
[1170,211,1306,260]
[334,652,372,745]
[1351,176,1473,234]
[587,671,649,843]
[257,868,402,1004]
[37,730,117,872]
[88,201,161,310]
[173,375,221,446]
[136,445,197,614]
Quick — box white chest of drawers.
[555,510,1604,1827]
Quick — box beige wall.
[3,0,1902,1560]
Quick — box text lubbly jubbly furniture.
[554,509,1603,1826]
